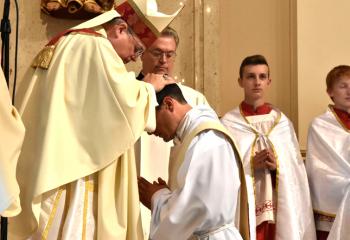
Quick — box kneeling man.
[138,84,249,240]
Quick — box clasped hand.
[253,148,277,171]
[138,177,169,210]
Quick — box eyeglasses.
[148,49,177,60]
[127,31,145,58]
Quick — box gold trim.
[239,105,281,224]
[250,135,258,198]
[329,105,350,133]
[32,45,56,70]
[314,209,336,218]
[82,176,89,240]
[82,176,94,239]
[42,188,64,240]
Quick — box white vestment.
[306,107,350,240]
[149,106,243,240]
[221,107,316,240]
[0,69,25,217]
[138,84,208,237]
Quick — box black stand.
[1,0,12,239]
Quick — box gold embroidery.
[42,188,64,240]
[32,45,56,70]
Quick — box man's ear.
[114,22,128,37]
[327,88,334,99]
[163,96,175,112]
[238,78,243,87]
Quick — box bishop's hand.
[143,73,175,92]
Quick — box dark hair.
[156,83,187,105]
[239,54,269,78]
[161,26,179,47]
[326,65,350,90]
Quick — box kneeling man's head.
[153,84,191,142]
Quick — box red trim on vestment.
[333,107,350,130]
[115,1,157,47]
[240,101,272,116]
[47,28,102,46]
[256,221,276,240]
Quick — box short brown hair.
[326,65,350,90]
[161,26,179,47]
[239,54,269,78]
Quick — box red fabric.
[115,1,157,47]
[46,28,102,46]
[333,107,350,130]
[240,101,272,116]
[256,221,276,240]
[316,230,329,240]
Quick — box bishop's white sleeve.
[149,131,241,240]
[144,83,158,133]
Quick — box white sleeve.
[144,82,158,133]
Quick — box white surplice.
[149,106,242,240]
[221,107,316,240]
[305,107,350,240]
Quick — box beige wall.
[218,0,296,121]
[1,0,83,97]
[297,0,350,148]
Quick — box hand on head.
[143,73,176,92]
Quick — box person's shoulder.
[309,108,337,130]
[177,83,208,106]
[194,127,230,150]
[221,107,240,122]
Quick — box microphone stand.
[1,0,12,239]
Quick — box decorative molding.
[41,0,114,19]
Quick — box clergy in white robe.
[306,106,350,240]
[138,83,249,240]
[9,9,176,240]
[221,103,316,240]
[0,69,25,217]
[221,54,315,240]
[305,65,350,240]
